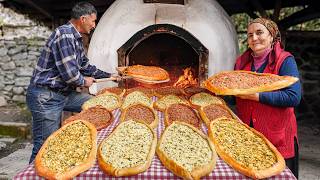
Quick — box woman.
[234,18,301,178]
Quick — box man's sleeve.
[259,56,302,107]
[52,33,85,86]
[80,56,111,79]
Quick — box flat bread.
[124,87,154,97]
[98,120,157,177]
[189,92,224,108]
[165,103,201,129]
[183,86,211,98]
[96,87,125,97]
[203,70,299,95]
[153,86,185,97]
[121,91,152,110]
[124,65,169,81]
[82,93,121,111]
[35,120,97,180]
[153,94,189,112]
[208,118,285,179]
[120,103,158,129]
[157,121,217,180]
[199,104,233,127]
[63,106,113,130]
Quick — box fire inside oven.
[117,24,208,88]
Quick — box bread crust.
[63,106,114,130]
[35,120,97,180]
[97,120,157,177]
[125,65,170,81]
[82,93,121,111]
[208,117,286,179]
[203,70,299,95]
[96,87,126,97]
[157,121,217,180]
[189,92,225,110]
[153,86,185,97]
[198,104,235,127]
[121,90,153,111]
[153,94,189,112]
[164,103,201,129]
[120,103,159,129]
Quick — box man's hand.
[84,77,96,87]
[235,93,259,101]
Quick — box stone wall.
[0,37,46,104]
[285,31,320,124]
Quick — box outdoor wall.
[285,31,320,124]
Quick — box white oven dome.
[88,0,239,76]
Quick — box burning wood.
[173,67,198,88]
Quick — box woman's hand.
[236,93,259,101]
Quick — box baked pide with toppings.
[123,65,169,81]
[157,121,217,180]
[183,86,211,98]
[96,87,126,97]
[165,103,201,129]
[98,120,157,177]
[82,93,121,111]
[189,92,224,108]
[203,70,299,95]
[208,118,285,179]
[120,103,158,129]
[63,106,113,130]
[153,86,185,97]
[35,120,97,180]
[199,104,233,127]
[124,87,154,97]
[153,94,189,112]
[121,91,152,110]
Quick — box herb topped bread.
[98,120,157,177]
[208,118,285,179]
[35,120,97,180]
[82,93,121,111]
[157,121,217,180]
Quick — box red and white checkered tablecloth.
[14,97,297,180]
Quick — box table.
[14,98,296,180]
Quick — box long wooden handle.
[95,76,133,83]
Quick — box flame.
[173,67,198,88]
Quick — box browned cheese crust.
[98,120,157,177]
[125,65,169,81]
[203,70,299,95]
[165,103,201,129]
[63,106,113,130]
[157,121,217,180]
[120,103,159,129]
[153,86,185,97]
[96,87,126,97]
[199,104,233,127]
[208,118,286,179]
[153,94,189,112]
[82,93,121,111]
[35,120,97,180]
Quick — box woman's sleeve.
[259,56,302,107]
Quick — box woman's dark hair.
[71,2,97,19]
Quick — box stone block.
[14,77,31,86]
[12,95,26,103]
[12,87,24,95]
[0,55,11,62]
[0,96,7,107]
[1,61,16,70]
[7,45,27,55]
[15,67,33,77]
[11,52,27,61]
[0,47,8,56]
[28,51,40,56]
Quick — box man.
[26,2,116,163]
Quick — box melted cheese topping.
[122,91,152,109]
[190,92,223,107]
[211,119,277,170]
[83,94,119,110]
[41,122,92,173]
[100,120,153,169]
[159,123,212,172]
[155,95,188,110]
